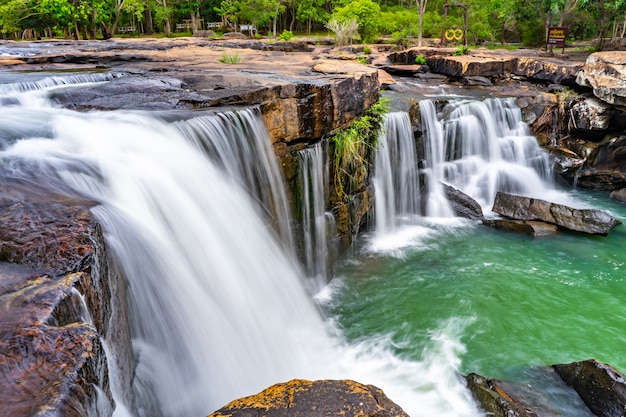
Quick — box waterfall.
[420,101,455,218]
[373,112,421,234]
[0,106,330,416]
[296,142,330,290]
[419,98,555,215]
[0,74,485,417]
[174,110,294,251]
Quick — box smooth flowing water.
[0,74,483,417]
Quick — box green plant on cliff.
[332,97,390,201]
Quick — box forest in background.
[0,0,624,48]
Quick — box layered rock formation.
[0,200,117,416]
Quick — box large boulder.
[554,359,626,417]
[569,96,614,131]
[443,184,484,220]
[576,52,626,106]
[492,192,621,235]
[208,379,409,417]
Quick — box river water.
[0,71,623,417]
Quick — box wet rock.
[492,192,621,235]
[554,359,626,417]
[0,267,112,417]
[577,134,626,190]
[483,219,559,237]
[466,373,537,417]
[550,147,586,185]
[576,52,626,106]
[0,201,93,276]
[443,184,484,220]
[460,76,492,86]
[610,188,626,203]
[208,379,409,417]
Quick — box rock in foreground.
[208,379,409,417]
[492,192,621,235]
[468,359,626,417]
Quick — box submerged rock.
[208,379,409,417]
[483,219,559,238]
[492,192,621,235]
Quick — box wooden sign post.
[547,26,568,54]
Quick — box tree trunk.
[165,19,171,36]
[144,4,154,34]
[191,12,198,34]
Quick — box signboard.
[547,27,567,46]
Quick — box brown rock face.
[0,268,110,417]
[576,52,626,106]
[208,379,409,417]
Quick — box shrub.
[332,98,390,200]
[218,51,242,64]
[279,29,293,41]
[415,54,427,65]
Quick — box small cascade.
[420,100,455,217]
[297,142,330,290]
[419,98,555,215]
[373,112,421,233]
[0,72,125,94]
[175,110,294,250]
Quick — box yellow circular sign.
[445,28,464,41]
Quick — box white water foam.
[0,76,484,417]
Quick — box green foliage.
[332,98,389,200]
[520,18,546,46]
[415,54,427,65]
[452,45,469,55]
[332,0,381,43]
[362,45,371,54]
[356,55,367,64]
[218,50,242,64]
[279,29,293,40]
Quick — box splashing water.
[0,75,484,417]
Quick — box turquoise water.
[327,190,626,381]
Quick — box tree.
[416,0,427,46]
[332,0,381,43]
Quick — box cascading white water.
[296,142,330,291]
[420,98,556,215]
[420,100,455,218]
[174,110,294,251]
[0,75,485,417]
[373,112,421,234]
